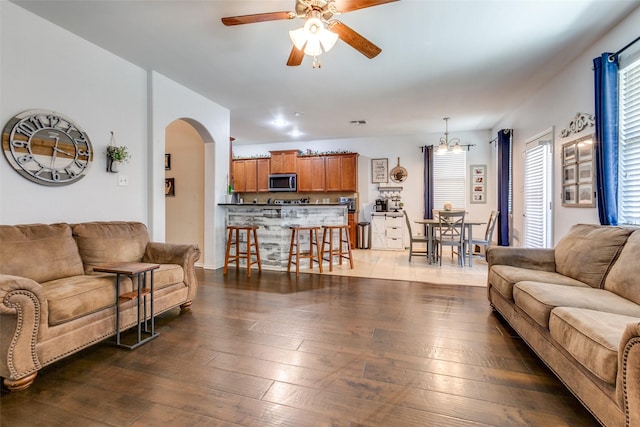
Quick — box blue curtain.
[423,145,434,219]
[593,53,619,225]
[497,129,512,246]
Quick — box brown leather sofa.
[0,221,200,391]
[487,224,640,427]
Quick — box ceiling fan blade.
[328,21,381,59]
[333,0,400,13]
[287,45,305,66]
[221,11,296,26]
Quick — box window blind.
[524,142,551,248]
[618,56,640,225]
[433,151,466,210]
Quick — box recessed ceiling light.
[272,118,288,127]
[289,130,303,137]
[294,111,304,117]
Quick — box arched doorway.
[165,119,206,262]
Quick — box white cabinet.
[371,213,404,250]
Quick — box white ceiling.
[10,0,640,145]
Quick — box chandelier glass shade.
[289,16,338,57]
[436,117,462,155]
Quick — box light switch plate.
[118,174,129,186]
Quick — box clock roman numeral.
[15,121,42,138]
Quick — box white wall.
[492,7,640,246]
[1,2,230,269]
[232,129,496,230]
[1,2,147,224]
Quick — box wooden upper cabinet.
[235,151,358,193]
[245,160,258,193]
[256,158,270,192]
[325,153,358,192]
[232,159,248,193]
[270,150,298,173]
[297,156,326,192]
[340,153,358,192]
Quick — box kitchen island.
[220,204,348,271]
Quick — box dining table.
[415,218,486,266]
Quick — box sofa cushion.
[489,265,588,300]
[153,264,184,290]
[43,274,133,325]
[0,223,84,283]
[554,224,632,289]
[604,230,640,304]
[73,222,150,274]
[514,281,640,328]
[549,307,639,385]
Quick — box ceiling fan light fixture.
[319,28,338,51]
[304,17,323,36]
[304,38,322,56]
[289,12,338,58]
[289,27,307,50]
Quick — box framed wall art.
[165,178,175,197]
[470,165,486,204]
[562,134,595,207]
[371,158,388,183]
[165,153,171,170]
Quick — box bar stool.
[224,225,262,277]
[321,225,354,272]
[288,226,323,276]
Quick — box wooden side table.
[94,262,160,349]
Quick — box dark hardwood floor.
[0,268,598,426]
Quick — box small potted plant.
[106,145,131,173]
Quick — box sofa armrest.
[618,321,640,426]
[143,242,201,304]
[0,274,43,384]
[486,247,556,272]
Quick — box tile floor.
[308,247,488,287]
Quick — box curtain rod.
[609,35,640,61]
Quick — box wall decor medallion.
[560,112,595,138]
[2,110,93,186]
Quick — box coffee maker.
[375,199,388,212]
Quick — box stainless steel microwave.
[268,173,297,192]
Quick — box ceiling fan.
[221,0,399,66]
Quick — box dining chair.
[435,210,466,266]
[470,210,499,257]
[403,211,429,261]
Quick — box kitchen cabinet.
[232,159,249,193]
[297,156,326,192]
[325,153,358,192]
[233,158,270,193]
[347,212,356,249]
[270,150,298,174]
[256,158,270,192]
[370,213,404,250]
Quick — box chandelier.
[436,117,463,155]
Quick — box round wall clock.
[2,110,93,186]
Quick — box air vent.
[349,120,367,125]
